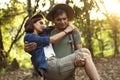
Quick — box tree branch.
[6,15,28,57]
[33,0,40,14]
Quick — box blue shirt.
[24,27,53,70]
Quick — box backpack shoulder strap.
[68,32,76,52]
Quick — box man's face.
[53,13,69,30]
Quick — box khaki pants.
[45,49,83,80]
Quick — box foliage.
[0,0,120,69]
[0,0,30,69]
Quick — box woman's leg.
[38,69,46,80]
[46,49,100,80]
[81,48,100,80]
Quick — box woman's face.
[33,19,45,33]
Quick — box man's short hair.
[46,4,74,21]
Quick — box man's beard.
[56,24,68,31]
[57,27,66,31]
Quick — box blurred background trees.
[0,0,120,71]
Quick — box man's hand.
[74,55,85,67]
[24,41,37,53]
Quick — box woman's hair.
[24,13,44,33]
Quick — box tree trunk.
[0,26,7,69]
[114,33,119,55]
[112,26,119,56]
[27,0,32,18]
[85,12,93,57]
[84,0,93,57]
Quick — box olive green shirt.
[51,29,82,58]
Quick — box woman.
[24,13,75,80]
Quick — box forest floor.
[0,56,120,80]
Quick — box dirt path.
[0,56,120,80]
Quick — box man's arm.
[24,42,37,53]
[76,44,82,49]
[73,31,85,67]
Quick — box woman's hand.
[69,24,79,33]
[64,24,75,33]
[64,24,79,34]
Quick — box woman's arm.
[49,25,75,43]
[24,33,50,48]
[24,25,75,52]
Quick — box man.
[25,4,100,80]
